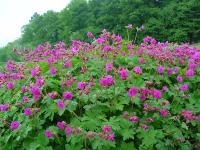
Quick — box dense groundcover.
[0,30,200,150]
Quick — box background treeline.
[0,0,200,62]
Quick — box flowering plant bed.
[0,30,200,150]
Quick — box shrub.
[0,29,200,150]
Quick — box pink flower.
[65,127,71,136]
[24,108,32,116]
[127,24,133,29]
[181,110,193,121]
[7,82,14,90]
[30,68,37,77]
[180,84,188,92]
[143,103,149,111]
[21,86,28,93]
[63,91,73,100]
[105,62,113,72]
[99,75,114,87]
[140,95,146,101]
[96,38,105,44]
[10,121,20,130]
[0,103,10,112]
[129,116,138,123]
[177,75,183,82]
[57,100,65,109]
[167,69,173,75]
[160,109,168,117]
[77,82,87,90]
[103,45,113,51]
[162,86,169,92]
[133,66,142,74]
[146,118,153,122]
[36,78,44,87]
[87,32,93,38]
[50,67,56,75]
[107,133,115,141]
[139,58,145,64]
[151,89,162,99]
[23,96,29,103]
[64,61,72,68]
[126,43,134,50]
[57,121,65,130]
[174,67,179,73]
[185,69,195,77]
[30,86,41,95]
[141,124,149,130]
[45,130,53,138]
[119,68,128,80]
[102,125,112,133]
[157,66,165,74]
[128,87,138,97]
[48,92,56,99]
[67,79,73,87]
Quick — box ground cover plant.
[0,28,200,150]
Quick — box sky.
[0,0,71,47]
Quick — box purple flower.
[177,75,183,82]
[77,82,87,90]
[181,110,193,121]
[133,66,142,74]
[63,91,73,100]
[24,108,32,116]
[167,69,173,75]
[119,68,128,80]
[87,32,93,38]
[30,68,37,77]
[127,24,133,29]
[180,84,188,92]
[129,116,138,123]
[174,67,179,73]
[141,124,149,130]
[57,100,65,109]
[162,86,169,92]
[0,103,10,112]
[157,66,165,74]
[10,121,20,130]
[128,87,138,97]
[36,78,44,87]
[160,109,168,117]
[151,89,162,99]
[105,62,113,72]
[7,82,14,90]
[126,43,134,50]
[103,45,113,51]
[96,38,105,44]
[21,86,28,93]
[45,130,53,138]
[99,75,114,87]
[185,69,195,77]
[146,117,153,122]
[64,61,72,68]
[50,67,56,75]
[107,133,115,141]
[65,127,71,136]
[23,96,29,103]
[57,121,65,130]
[143,103,149,111]
[102,125,112,133]
[67,79,73,87]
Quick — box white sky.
[0,0,71,47]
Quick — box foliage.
[0,30,200,149]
